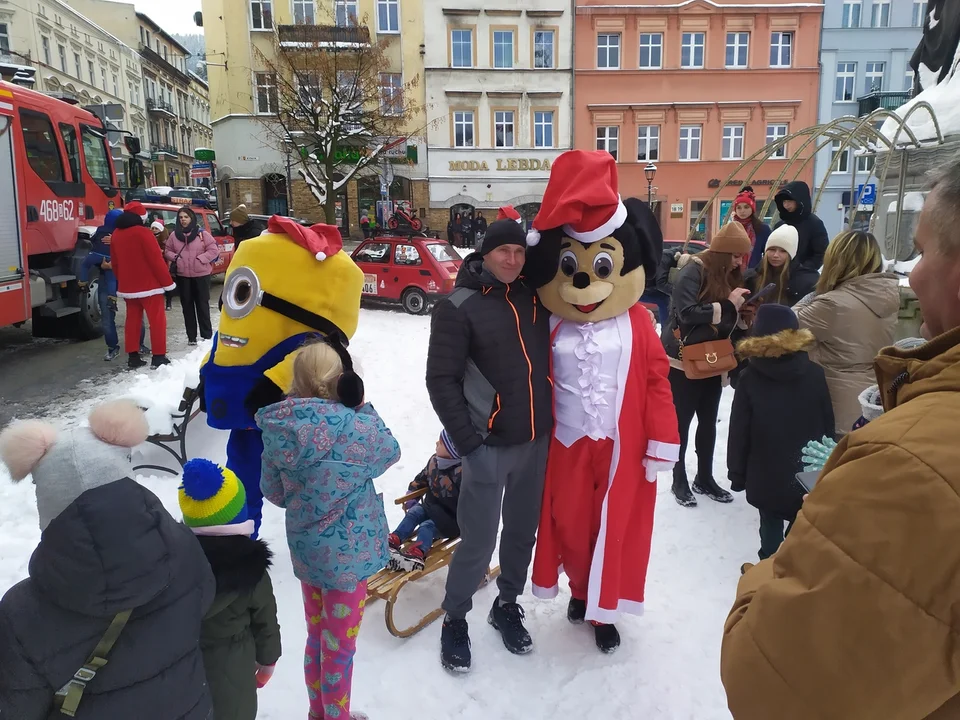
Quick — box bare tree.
[253,20,422,224]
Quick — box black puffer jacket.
[774,181,829,273]
[426,253,552,455]
[231,221,259,249]
[0,478,215,720]
[744,264,819,308]
[660,257,740,361]
[727,329,835,520]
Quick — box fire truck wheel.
[73,277,104,340]
[401,288,427,315]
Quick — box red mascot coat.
[532,303,680,623]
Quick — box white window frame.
[453,110,475,148]
[766,123,788,159]
[451,28,473,68]
[836,62,857,101]
[379,72,402,115]
[596,126,619,160]
[871,1,891,27]
[637,124,659,161]
[722,124,745,160]
[58,44,67,73]
[597,33,620,70]
[293,0,315,24]
[492,30,514,69]
[725,32,748,69]
[534,30,555,69]
[842,1,862,28]
[681,32,705,69]
[905,67,915,92]
[41,36,51,66]
[865,61,884,93]
[913,1,927,27]
[74,52,82,79]
[377,0,399,33]
[295,72,321,112]
[335,0,358,27]
[254,71,277,115]
[679,124,702,161]
[770,32,792,68]
[831,140,850,173]
[856,152,875,174]
[0,24,9,53]
[494,110,515,148]
[639,32,662,69]
[112,73,118,97]
[534,110,554,148]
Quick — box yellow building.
[201,0,428,235]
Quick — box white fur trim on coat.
[117,285,176,299]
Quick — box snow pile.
[123,346,210,435]
[886,192,926,213]
[0,308,753,719]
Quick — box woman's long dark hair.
[698,251,743,302]
[175,207,200,242]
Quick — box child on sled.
[389,430,462,572]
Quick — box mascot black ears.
[324,335,365,408]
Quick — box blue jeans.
[640,289,671,324]
[99,283,144,351]
[392,503,439,553]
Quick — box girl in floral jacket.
[256,341,400,720]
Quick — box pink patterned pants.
[302,581,367,720]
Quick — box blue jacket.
[748,223,772,269]
[256,398,400,591]
[80,209,124,294]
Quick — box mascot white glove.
[642,457,674,483]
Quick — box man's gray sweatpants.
[442,436,550,619]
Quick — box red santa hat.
[266,215,343,261]
[497,205,522,223]
[124,201,147,218]
[526,150,627,247]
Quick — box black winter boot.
[488,598,533,655]
[567,597,586,625]
[440,616,471,673]
[128,352,146,369]
[151,354,171,368]
[672,471,697,508]
[593,622,621,654]
[692,475,734,504]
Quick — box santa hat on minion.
[266,215,343,261]
[526,150,627,247]
[497,205,522,223]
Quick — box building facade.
[422,0,574,230]
[574,0,822,241]
[187,71,213,185]
[71,0,204,188]
[813,0,925,236]
[0,0,147,185]
[202,0,428,235]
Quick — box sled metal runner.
[366,488,501,638]
[134,387,202,475]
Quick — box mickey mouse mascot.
[525,150,680,653]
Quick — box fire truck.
[0,80,141,338]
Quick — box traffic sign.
[857,183,876,205]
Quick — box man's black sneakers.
[488,598,533,655]
[440,616,471,673]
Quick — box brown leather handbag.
[674,327,737,380]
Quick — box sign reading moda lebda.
[448,158,554,172]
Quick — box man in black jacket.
[426,219,552,673]
[774,180,829,273]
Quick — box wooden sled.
[367,488,500,639]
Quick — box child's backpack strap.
[52,609,133,717]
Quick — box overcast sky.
[133,0,203,36]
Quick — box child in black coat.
[727,304,834,560]
[388,430,462,572]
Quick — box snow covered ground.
[0,309,756,719]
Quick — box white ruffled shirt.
[552,318,622,448]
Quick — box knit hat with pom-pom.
[179,458,250,532]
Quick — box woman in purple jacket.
[164,207,219,345]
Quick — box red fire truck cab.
[0,81,129,338]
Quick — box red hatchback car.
[351,234,462,314]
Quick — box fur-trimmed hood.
[737,328,815,360]
[196,534,272,595]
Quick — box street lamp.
[644,162,657,206]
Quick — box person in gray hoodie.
[0,399,215,720]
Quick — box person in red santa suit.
[110,201,177,369]
[523,150,680,653]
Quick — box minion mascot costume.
[200,216,363,537]
[524,150,680,653]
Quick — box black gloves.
[245,376,284,415]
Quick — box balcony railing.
[153,144,179,157]
[146,97,176,116]
[278,24,371,49]
[858,91,912,117]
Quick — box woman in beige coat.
[794,231,900,433]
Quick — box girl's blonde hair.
[290,341,343,400]
[757,253,791,305]
[816,231,884,295]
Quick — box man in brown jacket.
[720,156,960,719]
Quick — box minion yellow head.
[215,224,363,368]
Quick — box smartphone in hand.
[743,282,777,307]
[795,471,819,494]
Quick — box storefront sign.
[448,158,553,172]
[708,178,781,189]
